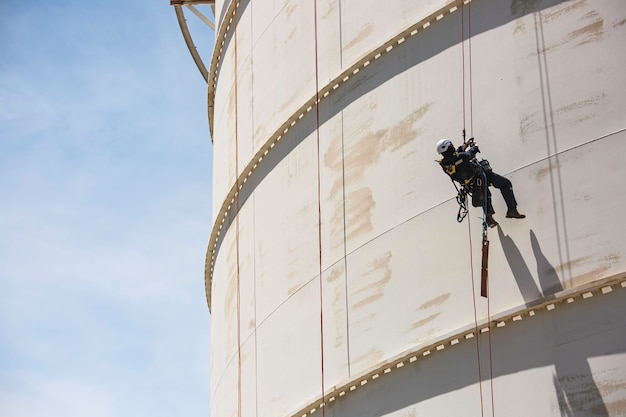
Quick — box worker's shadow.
[497,227,609,416]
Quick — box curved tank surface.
[200,0,626,416]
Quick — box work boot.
[506,209,526,219]
[486,214,499,228]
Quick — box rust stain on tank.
[352,293,384,309]
[344,128,388,184]
[530,2,604,53]
[352,347,384,368]
[320,0,337,20]
[327,266,343,282]
[386,103,432,152]
[285,2,297,18]
[535,161,562,182]
[554,256,592,273]
[352,252,392,310]
[224,236,239,317]
[569,12,604,46]
[564,253,620,288]
[224,273,238,317]
[410,313,440,330]
[286,27,297,43]
[287,282,304,296]
[541,0,586,22]
[345,187,375,241]
[329,103,431,190]
[343,22,374,53]
[519,112,541,142]
[418,294,450,310]
[556,94,605,117]
[324,133,344,196]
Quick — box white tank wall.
[207,0,626,416]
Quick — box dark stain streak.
[570,16,604,46]
[353,293,384,310]
[285,2,297,18]
[418,294,450,310]
[556,94,605,114]
[541,0,586,22]
[554,256,592,273]
[352,252,392,310]
[410,313,440,330]
[327,267,343,282]
[345,187,375,241]
[352,347,383,367]
[535,161,561,182]
[343,22,375,52]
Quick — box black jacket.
[439,145,481,184]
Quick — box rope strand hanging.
[460,1,498,416]
[313,1,327,416]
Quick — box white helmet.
[436,139,453,155]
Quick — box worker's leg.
[489,172,517,210]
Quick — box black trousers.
[473,172,517,214]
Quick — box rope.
[480,169,495,417]
[233,7,243,417]
[467,0,495,411]
[467,215,485,417]
[462,2,488,416]
[313,1,326,416]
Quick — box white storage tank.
[177,0,626,415]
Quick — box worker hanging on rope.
[436,136,525,227]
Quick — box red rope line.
[467,0,474,136]
[467,1,495,413]
[463,3,485,417]
[466,1,495,414]
[313,1,326,415]
[461,1,466,133]
[233,7,242,417]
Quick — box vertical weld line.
[340,111,351,377]
[313,0,326,414]
[338,0,350,377]
[234,6,242,417]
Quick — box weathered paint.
[203,0,626,416]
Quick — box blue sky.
[0,1,215,416]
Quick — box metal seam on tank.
[208,272,625,412]
[205,0,471,309]
[286,274,626,417]
[341,127,626,260]
[205,118,625,312]
[229,278,624,414]
[206,0,467,139]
